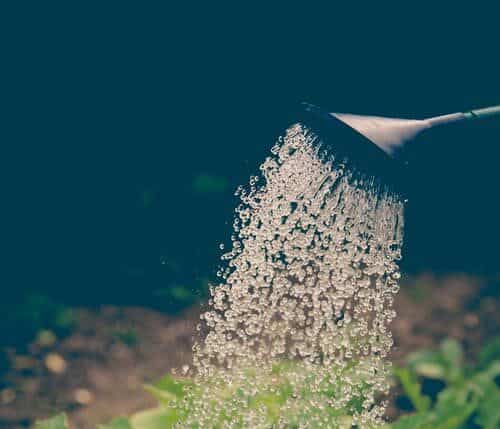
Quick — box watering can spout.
[328,104,500,158]
[299,102,500,194]
[331,113,430,157]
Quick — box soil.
[1,274,499,428]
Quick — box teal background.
[3,4,499,311]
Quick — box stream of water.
[184,123,404,427]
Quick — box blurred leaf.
[98,417,132,429]
[394,367,431,413]
[192,174,227,194]
[476,388,500,429]
[407,350,446,380]
[469,361,500,397]
[482,361,500,380]
[392,338,500,429]
[4,293,77,346]
[478,337,500,370]
[130,407,179,429]
[144,374,190,405]
[53,307,76,332]
[439,339,464,383]
[35,414,68,429]
[432,386,478,429]
[390,413,430,429]
[35,329,57,347]
[406,339,464,384]
[170,286,191,301]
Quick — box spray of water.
[182,123,404,427]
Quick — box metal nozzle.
[299,102,500,194]
[329,104,500,158]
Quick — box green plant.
[1,292,77,346]
[392,337,500,429]
[35,338,500,429]
[35,413,68,429]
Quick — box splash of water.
[184,123,404,427]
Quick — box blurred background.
[1,3,500,427]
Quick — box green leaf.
[479,337,500,370]
[406,340,464,384]
[432,387,478,429]
[144,374,190,405]
[130,407,180,429]
[390,413,431,429]
[407,350,447,380]
[394,367,431,413]
[98,417,132,429]
[35,414,68,429]
[468,361,500,398]
[476,388,500,429]
[439,339,464,383]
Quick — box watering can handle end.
[427,104,500,127]
[464,105,500,120]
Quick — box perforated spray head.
[300,103,500,193]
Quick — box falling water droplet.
[179,123,404,427]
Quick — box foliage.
[35,337,500,428]
[1,292,76,347]
[392,337,500,429]
[35,413,68,429]
[97,417,132,429]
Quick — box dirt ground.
[1,274,499,428]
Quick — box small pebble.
[13,356,37,371]
[73,388,93,405]
[464,313,479,328]
[1,388,16,405]
[22,378,40,394]
[45,353,67,374]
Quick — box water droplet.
[178,123,404,426]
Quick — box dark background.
[2,4,499,312]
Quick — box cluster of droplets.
[183,123,404,428]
